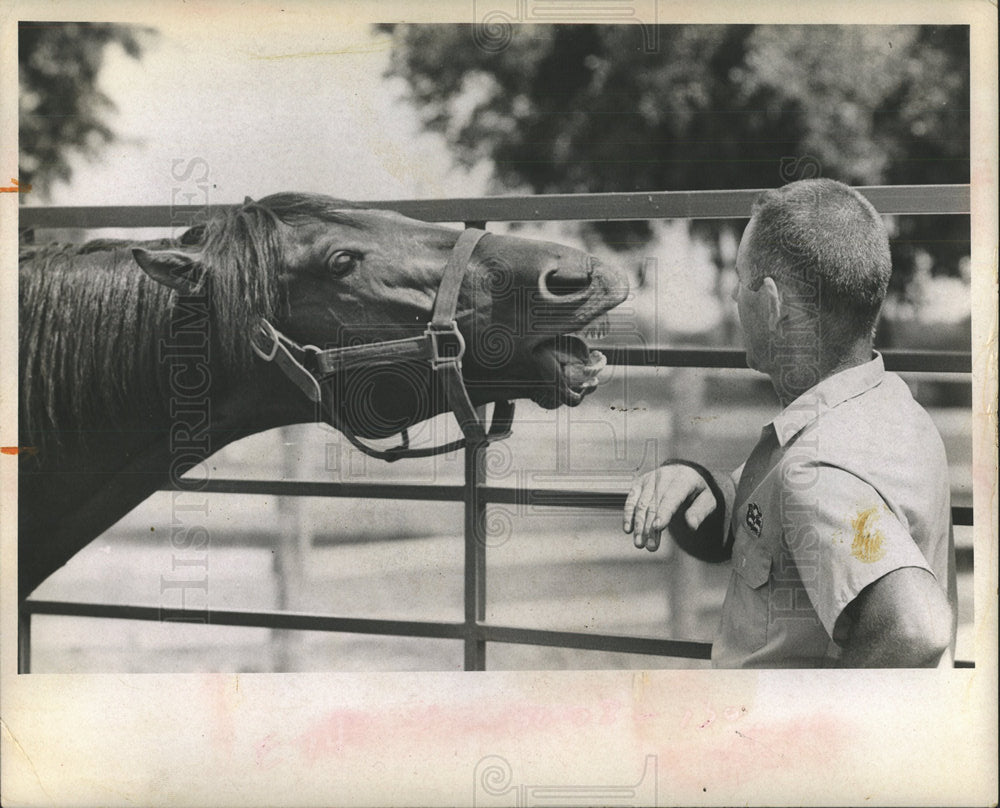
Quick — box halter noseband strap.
[250,228,516,461]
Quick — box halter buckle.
[425,321,466,370]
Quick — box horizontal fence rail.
[601,347,972,373]
[19,601,714,661]
[168,478,974,529]
[19,184,970,229]
[19,185,975,673]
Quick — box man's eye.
[328,250,360,276]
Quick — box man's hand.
[623,464,718,552]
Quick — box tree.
[19,22,154,199]
[381,24,969,285]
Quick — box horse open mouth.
[531,315,610,409]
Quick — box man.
[623,179,956,668]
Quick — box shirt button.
[741,557,747,568]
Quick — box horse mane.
[19,192,361,451]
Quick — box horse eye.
[328,250,360,276]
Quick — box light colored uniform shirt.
[711,353,956,668]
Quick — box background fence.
[18,185,974,672]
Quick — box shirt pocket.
[730,528,774,651]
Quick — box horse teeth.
[581,314,609,341]
[570,314,610,343]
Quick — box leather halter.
[249,227,515,461]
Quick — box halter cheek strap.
[426,227,489,446]
[250,228,516,461]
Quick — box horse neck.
[17,341,313,597]
[20,245,265,453]
[17,244,317,514]
[17,241,319,595]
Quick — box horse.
[18,192,629,597]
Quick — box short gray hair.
[747,178,892,340]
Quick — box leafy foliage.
[19,22,154,198]
[382,24,969,280]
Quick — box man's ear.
[132,248,205,294]
[760,276,783,331]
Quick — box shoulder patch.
[849,505,887,563]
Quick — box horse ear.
[132,248,206,294]
[244,196,254,206]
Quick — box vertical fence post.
[462,219,490,671]
[273,426,308,672]
[463,417,488,671]
[18,605,31,674]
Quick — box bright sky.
[37,20,491,207]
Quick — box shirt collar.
[769,352,886,446]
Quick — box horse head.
[17,192,630,594]
[131,192,629,451]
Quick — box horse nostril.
[539,265,592,299]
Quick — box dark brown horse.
[19,193,628,596]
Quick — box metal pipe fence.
[17,185,974,671]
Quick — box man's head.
[733,179,892,380]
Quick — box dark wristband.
[659,459,732,563]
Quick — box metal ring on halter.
[250,320,280,362]
[425,320,466,370]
